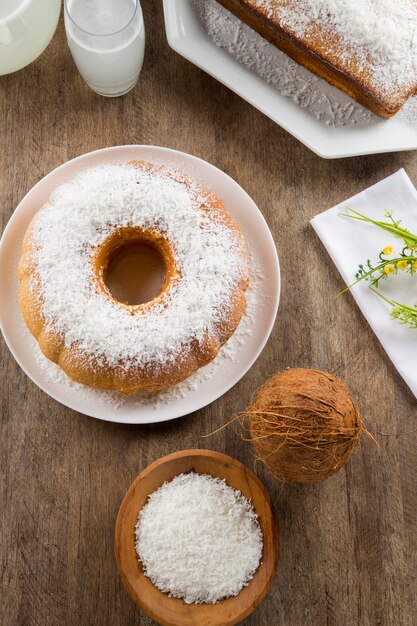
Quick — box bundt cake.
[18,160,249,394]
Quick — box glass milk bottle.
[64,0,145,97]
[0,0,61,75]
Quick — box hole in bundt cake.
[104,242,167,306]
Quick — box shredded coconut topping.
[250,0,417,99]
[30,245,264,414]
[194,0,374,126]
[194,0,417,126]
[26,163,247,370]
[135,472,263,604]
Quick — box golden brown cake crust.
[18,161,249,395]
[216,0,417,118]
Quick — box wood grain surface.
[1,3,416,625]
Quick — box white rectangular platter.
[163,0,417,159]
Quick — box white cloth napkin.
[311,169,417,399]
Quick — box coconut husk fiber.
[244,368,365,484]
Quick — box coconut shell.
[246,368,363,484]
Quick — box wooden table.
[1,4,416,625]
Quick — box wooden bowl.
[115,449,280,626]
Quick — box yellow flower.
[412,261,417,271]
[397,260,408,270]
[382,245,394,255]
[384,264,395,274]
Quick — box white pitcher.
[0,0,61,75]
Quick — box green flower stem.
[340,209,417,245]
[370,287,402,307]
[338,208,417,329]
[369,287,417,328]
[338,256,416,296]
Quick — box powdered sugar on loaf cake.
[194,0,417,125]
[194,0,374,126]
[19,162,248,390]
[244,0,417,100]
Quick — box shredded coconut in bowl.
[135,472,263,604]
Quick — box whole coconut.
[245,368,364,484]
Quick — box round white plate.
[0,145,280,424]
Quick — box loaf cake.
[215,0,417,117]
